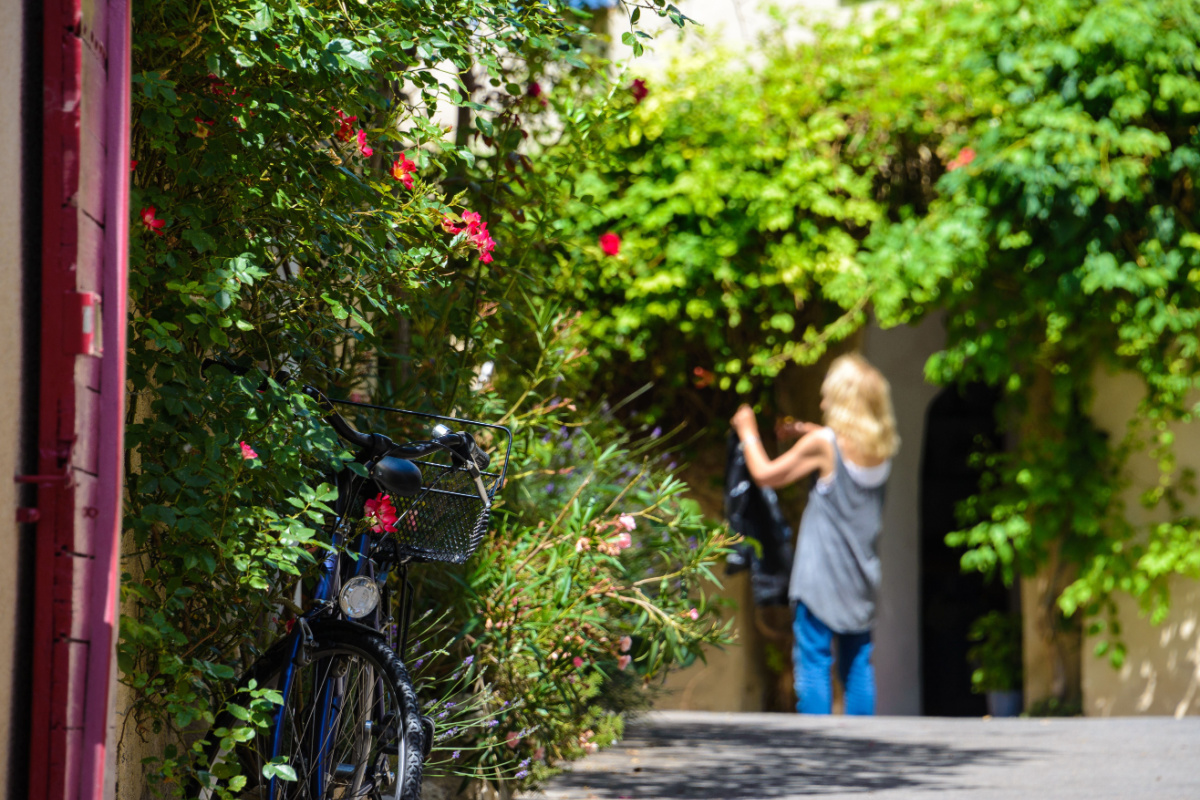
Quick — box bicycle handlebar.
[200,359,490,471]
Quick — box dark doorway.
[919,384,1012,716]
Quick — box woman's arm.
[731,405,834,489]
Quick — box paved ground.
[521,710,1200,800]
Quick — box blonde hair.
[821,354,900,460]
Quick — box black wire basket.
[333,399,512,564]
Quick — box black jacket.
[723,430,794,606]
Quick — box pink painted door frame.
[27,0,130,797]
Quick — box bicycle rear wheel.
[197,621,424,800]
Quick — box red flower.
[528,81,543,98]
[449,210,497,263]
[390,153,418,189]
[239,441,258,460]
[946,147,976,172]
[140,207,165,236]
[356,129,373,158]
[333,109,357,142]
[130,160,138,173]
[630,78,648,104]
[364,493,399,533]
[693,367,716,389]
[470,222,497,264]
[193,117,215,138]
[599,232,620,256]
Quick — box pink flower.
[390,153,417,189]
[534,746,546,762]
[140,207,166,236]
[575,537,591,553]
[572,656,584,668]
[609,532,632,551]
[631,78,648,103]
[617,654,632,671]
[364,493,399,533]
[239,441,258,460]
[443,210,497,262]
[946,147,976,171]
[471,223,497,264]
[618,635,632,653]
[688,607,699,621]
[193,117,215,138]
[333,109,357,142]
[617,513,636,531]
[693,366,716,389]
[506,731,521,748]
[599,232,620,256]
[356,128,373,158]
[528,81,542,98]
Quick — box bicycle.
[195,374,511,800]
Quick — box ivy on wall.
[549,0,1200,679]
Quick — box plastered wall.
[1085,369,1200,717]
[862,316,946,715]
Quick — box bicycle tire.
[194,621,424,800]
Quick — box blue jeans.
[793,601,875,715]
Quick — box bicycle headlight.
[338,576,381,619]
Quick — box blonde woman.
[731,354,899,715]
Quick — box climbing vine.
[123,0,726,795]
[546,0,1200,685]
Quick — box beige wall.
[653,570,773,711]
[863,316,946,715]
[1084,369,1200,716]
[0,1,25,792]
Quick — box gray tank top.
[789,433,888,634]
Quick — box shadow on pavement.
[549,717,1034,798]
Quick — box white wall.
[862,316,945,715]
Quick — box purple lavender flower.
[545,482,556,494]
[414,658,425,669]
[650,426,662,439]
[519,758,531,768]
[542,431,553,444]
[445,701,457,709]
[437,711,448,719]
[462,655,474,667]
[515,770,529,779]
[487,719,499,727]
[452,750,461,760]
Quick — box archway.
[919,384,1013,716]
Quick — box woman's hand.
[776,417,821,441]
[731,405,759,439]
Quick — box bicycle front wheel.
[200,621,424,800]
